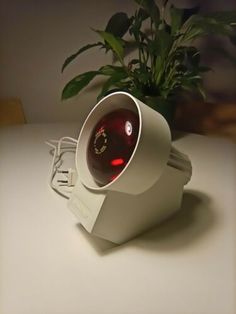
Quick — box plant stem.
[161,0,168,27]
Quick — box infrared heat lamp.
[68,91,192,244]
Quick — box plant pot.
[143,96,176,127]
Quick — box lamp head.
[76,91,172,195]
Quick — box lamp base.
[68,164,186,244]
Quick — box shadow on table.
[77,190,215,255]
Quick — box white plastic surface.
[0,124,236,314]
[72,92,190,243]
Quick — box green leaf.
[137,8,149,21]
[170,5,183,35]
[61,43,102,72]
[181,15,234,43]
[134,0,160,27]
[97,71,128,100]
[128,85,145,101]
[181,80,197,92]
[170,6,200,35]
[196,83,206,100]
[62,71,99,100]
[183,47,200,70]
[129,8,149,39]
[204,10,236,25]
[97,77,117,100]
[197,17,233,35]
[154,56,162,83]
[105,12,132,38]
[94,30,124,61]
[150,29,172,58]
[138,72,150,84]
[169,6,200,38]
[99,65,127,76]
[128,59,140,66]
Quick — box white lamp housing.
[68,92,192,244]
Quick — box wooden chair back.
[0,99,26,126]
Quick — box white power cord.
[45,136,78,199]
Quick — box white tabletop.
[0,123,236,314]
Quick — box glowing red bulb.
[110,158,124,166]
[87,109,139,186]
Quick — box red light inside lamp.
[111,158,124,166]
[87,108,139,186]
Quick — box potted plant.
[61,0,236,125]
